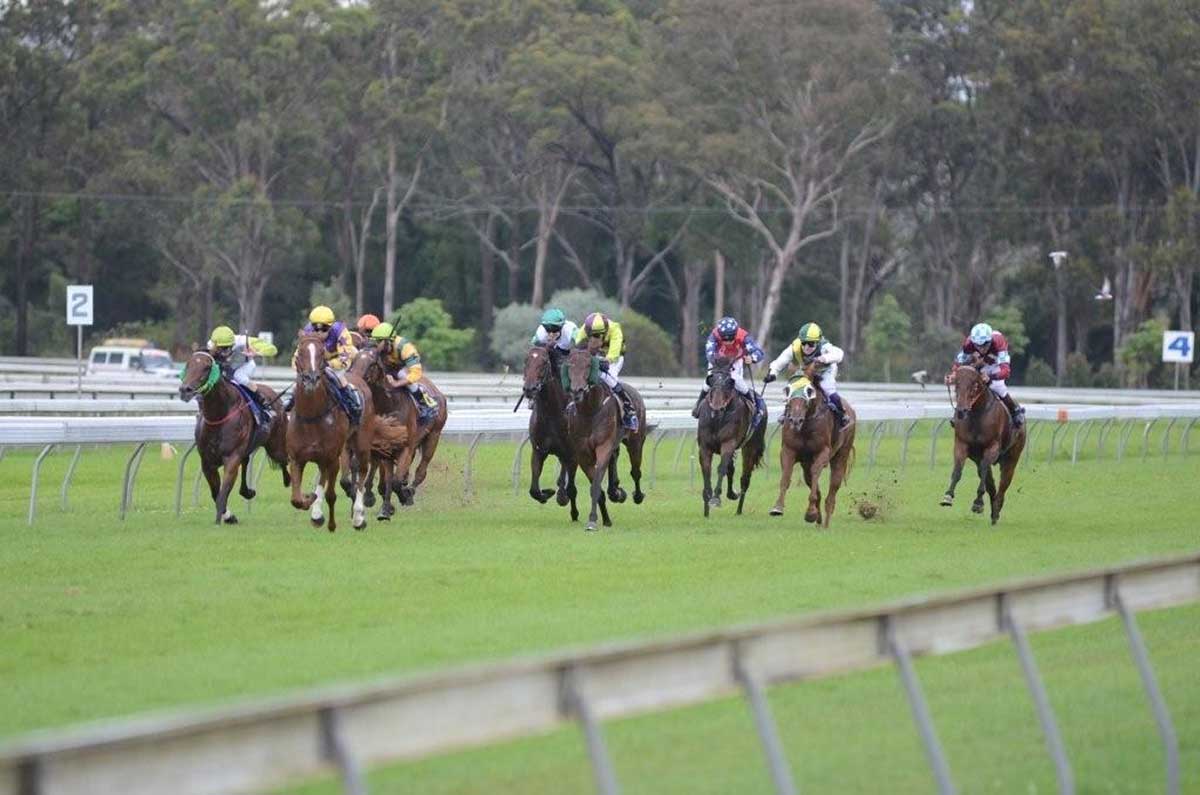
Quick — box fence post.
[560,666,620,795]
[510,433,531,496]
[733,646,798,795]
[1139,419,1159,461]
[174,443,197,516]
[899,419,920,469]
[27,443,56,526]
[318,707,367,795]
[463,432,484,497]
[118,442,149,521]
[1095,418,1115,458]
[1160,418,1178,459]
[1116,419,1137,462]
[868,422,885,469]
[59,444,83,510]
[1107,577,1179,795]
[1181,417,1198,455]
[928,419,949,470]
[648,427,671,489]
[1070,420,1091,465]
[1048,422,1069,464]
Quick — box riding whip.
[512,393,525,413]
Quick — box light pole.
[1049,251,1068,385]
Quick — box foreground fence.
[0,552,1195,795]
[4,402,1200,525]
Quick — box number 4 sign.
[1162,330,1194,363]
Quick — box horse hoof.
[769,507,783,517]
[704,503,710,518]
[223,514,239,525]
[311,517,325,529]
[585,522,598,532]
[608,488,627,503]
[239,489,256,500]
[353,519,366,531]
[569,510,579,522]
[804,510,820,524]
[633,492,644,505]
[556,490,570,507]
[376,513,390,522]
[939,495,953,507]
[363,491,376,508]
[531,490,551,504]
[971,502,984,514]
[991,515,1000,526]
[709,497,721,508]
[603,518,612,527]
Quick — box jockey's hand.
[763,372,777,385]
[598,359,610,372]
[943,372,954,385]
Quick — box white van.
[86,338,178,377]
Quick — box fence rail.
[0,552,1195,795]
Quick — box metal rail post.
[463,432,484,496]
[174,443,197,516]
[318,707,367,795]
[999,596,1073,794]
[560,666,620,795]
[1181,417,1198,455]
[881,616,956,795]
[1107,578,1179,795]
[59,445,83,510]
[1048,423,1069,464]
[673,429,690,473]
[118,442,148,521]
[27,443,56,526]
[868,422,885,468]
[733,648,797,795]
[1116,419,1137,462]
[1095,418,1115,458]
[1160,418,1178,459]
[1070,420,1091,465]
[928,419,949,469]
[510,433,530,495]
[1139,418,1159,461]
[648,428,671,488]
[1025,420,1044,457]
[899,419,920,469]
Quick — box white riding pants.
[988,378,1009,399]
[704,358,751,394]
[817,363,838,396]
[232,360,256,386]
[599,356,624,389]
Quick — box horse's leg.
[737,429,766,516]
[805,450,831,525]
[289,459,314,511]
[362,460,377,508]
[529,444,555,503]
[823,447,850,529]
[202,459,221,522]
[566,461,580,522]
[722,443,738,502]
[583,456,603,531]
[217,453,242,525]
[308,462,327,529]
[376,459,395,521]
[606,445,626,503]
[391,444,417,506]
[411,430,441,490]
[625,435,645,505]
[972,444,1000,514]
[351,447,370,531]
[323,461,339,533]
[940,438,969,506]
[339,446,355,500]
[769,443,797,516]
[700,444,715,517]
[555,455,570,506]
[992,454,1019,525]
[238,454,256,500]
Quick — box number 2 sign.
[66,285,94,326]
[1162,330,1194,363]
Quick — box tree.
[863,294,912,382]
[389,297,474,369]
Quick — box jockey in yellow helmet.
[286,306,361,419]
[207,325,279,420]
[572,312,637,430]
[764,322,848,427]
[372,322,439,424]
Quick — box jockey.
[286,305,361,420]
[572,312,638,431]
[354,314,382,347]
[530,308,578,355]
[764,322,849,428]
[373,322,439,424]
[691,316,767,420]
[950,322,1025,428]
[207,325,279,419]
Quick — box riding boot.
[249,386,274,424]
[1001,394,1025,428]
[691,388,707,419]
[413,385,438,424]
[828,393,849,428]
[612,383,639,431]
[282,393,295,414]
[753,392,767,428]
[347,385,363,426]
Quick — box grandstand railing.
[0,552,1194,795]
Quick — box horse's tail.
[747,414,768,470]
[844,444,856,484]
[371,415,411,458]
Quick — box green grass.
[1,420,1197,793]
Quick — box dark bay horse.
[564,347,625,531]
[581,336,647,507]
[940,365,1026,524]
[286,333,372,531]
[769,371,856,528]
[350,344,448,514]
[179,350,289,524]
[696,355,765,517]
[523,345,579,521]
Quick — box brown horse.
[580,337,647,506]
[179,351,290,524]
[286,333,372,531]
[940,365,1026,524]
[564,347,626,531]
[523,345,579,521]
[696,356,766,517]
[769,370,856,527]
[350,342,448,512]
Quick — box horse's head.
[565,347,599,404]
[294,333,326,393]
[178,351,219,402]
[782,377,819,432]
[350,345,383,386]
[706,355,736,412]
[951,366,988,421]
[523,345,553,399]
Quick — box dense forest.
[2,0,1198,387]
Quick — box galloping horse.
[940,365,1026,524]
[179,350,289,524]
[697,356,766,517]
[563,347,627,531]
[580,337,647,507]
[350,343,447,513]
[286,333,372,531]
[769,368,856,527]
[523,345,579,521]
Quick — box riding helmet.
[210,326,236,348]
[716,316,739,340]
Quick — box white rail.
[0,552,1194,795]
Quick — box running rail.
[0,552,1195,795]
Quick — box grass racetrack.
[1,420,1198,793]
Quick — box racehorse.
[349,343,447,514]
[564,346,628,531]
[580,336,647,507]
[696,355,766,517]
[179,350,290,524]
[286,333,372,531]
[523,345,579,521]
[940,364,1026,524]
[769,367,856,528]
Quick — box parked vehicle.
[86,338,178,377]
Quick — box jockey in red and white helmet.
[949,322,1025,428]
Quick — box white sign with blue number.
[1161,330,1194,363]
[66,285,94,326]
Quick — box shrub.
[489,302,541,369]
[1093,362,1121,388]
[308,278,353,327]
[863,294,912,382]
[545,288,620,326]
[619,310,682,376]
[982,304,1029,357]
[913,325,964,383]
[1064,352,1093,388]
[389,298,475,370]
[1023,357,1056,386]
[1117,318,1166,388]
